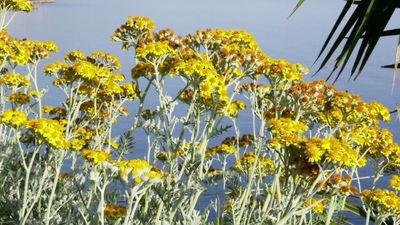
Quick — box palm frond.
[291,0,399,82]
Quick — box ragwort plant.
[1,1,400,224]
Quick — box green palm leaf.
[291,0,399,81]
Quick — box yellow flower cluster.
[0,30,57,66]
[67,138,86,151]
[267,118,307,138]
[104,204,127,219]
[112,16,155,50]
[290,80,334,113]
[368,101,390,122]
[232,152,275,175]
[0,30,30,65]
[343,126,400,162]
[0,73,31,88]
[116,159,162,184]
[22,40,58,61]
[323,137,362,168]
[303,198,324,215]
[44,51,138,103]
[0,109,27,127]
[174,58,219,78]
[41,106,67,117]
[361,189,400,215]
[88,51,121,71]
[1,0,32,12]
[115,17,310,121]
[136,41,174,60]
[8,91,30,104]
[318,90,390,127]
[221,100,246,118]
[258,59,308,82]
[389,175,400,191]
[25,118,67,149]
[222,134,254,148]
[205,144,235,158]
[64,50,85,63]
[81,149,111,165]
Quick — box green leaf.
[288,0,305,18]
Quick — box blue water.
[8,0,400,223]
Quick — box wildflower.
[8,92,30,104]
[368,101,390,123]
[303,138,326,163]
[112,16,155,50]
[324,137,358,168]
[304,198,324,215]
[41,106,67,117]
[267,118,307,138]
[223,100,246,118]
[0,109,27,127]
[205,144,235,158]
[361,189,400,215]
[25,118,67,149]
[64,50,85,63]
[136,41,174,60]
[68,138,86,151]
[43,61,68,76]
[232,152,275,175]
[72,61,98,81]
[389,175,400,191]
[174,58,218,78]
[258,59,307,82]
[121,82,139,100]
[73,127,93,140]
[88,51,121,71]
[104,204,127,219]
[1,0,32,12]
[28,90,42,98]
[25,40,58,61]
[116,160,162,184]
[81,149,111,165]
[0,73,31,88]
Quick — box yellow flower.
[104,204,127,219]
[304,138,326,163]
[304,198,324,215]
[81,149,111,165]
[28,90,42,98]
[112,16,155,50]
[116,159,162,184]
[121,82,139,100]
[72,61,98,81]
[64,50,85,63]
[136,41,174,60]
[389,175,400,191]
[0,109,27,127]
[89,51,121,71]
[8,92,30,104]
[43,61,68,76]
[267,118,307,138]
[25,118,67,149]
[368,101,390,123]
[325,137,358,168]
[361,189,400,214]
[1,0,32,12]
[258,59,307,82]
[0,73,31,88]
[232,152,274,175]
[205,144,235,158]
[68,138,86,151]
